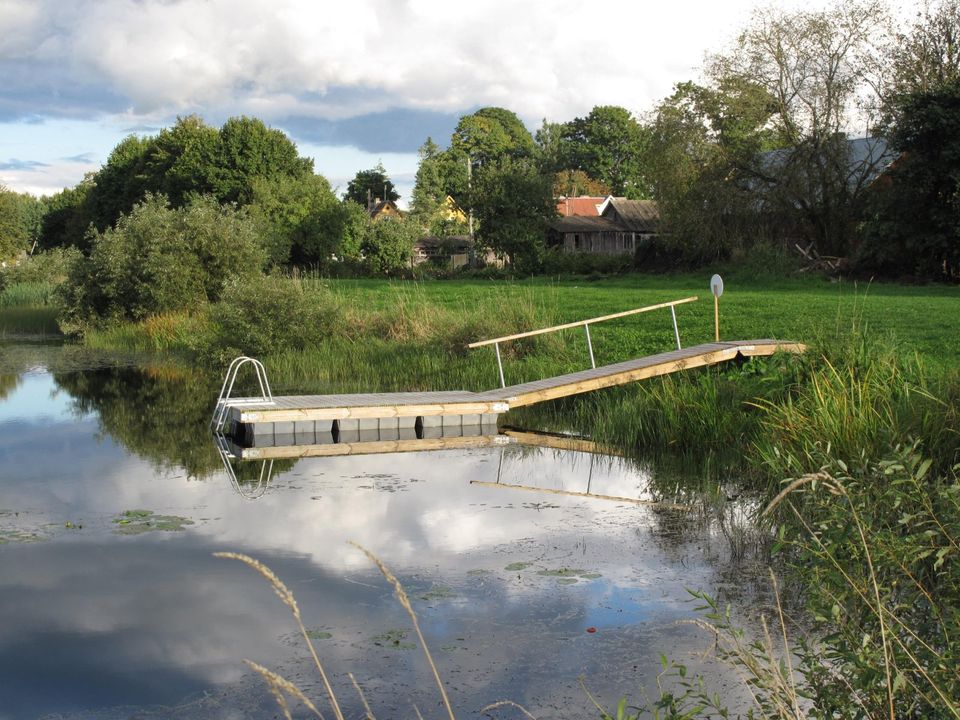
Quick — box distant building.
[368,199,402,221]
[411,235,500,269]
[548,197,659,255]
[555,196,607,217]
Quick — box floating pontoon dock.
[215,337,804,447]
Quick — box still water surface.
[0,343,751,719]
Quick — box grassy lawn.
[320,273,960,369]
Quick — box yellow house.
[439,195,467,224]
[369,199,403,221]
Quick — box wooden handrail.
[467,296,699,349]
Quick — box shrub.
[58,194,264,332]
[0,247,81,287]
[204,274,345,360]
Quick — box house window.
[574,234,581,250]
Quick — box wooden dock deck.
[223,339,803,439]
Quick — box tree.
[409,138,445,226]
[887,0,960,100]
[552,170,610,198]
[558,106,652,198]
[248,173,347,267]
[472,156,554,271]
[38,178,93,251]
[859,81,960,279]
[211,116,312,205]
[344,163,399,206]
[409,138,471,236]
[451,107,534,166]
[707,1,889,256]
[0,186,45,259]
[361,216,416,274]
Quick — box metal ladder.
[209,356,275,432]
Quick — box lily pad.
[305,629,333,640]
[372,629,415,650]
[112,509,194,535]
[505,562,532,571]
[0,528,47,544]
[420,584,455,601]
[537,568,603,581]
[467,569,491,576]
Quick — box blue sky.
[1,0,838,205]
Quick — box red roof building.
[555,196,608,217]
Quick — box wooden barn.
[548,197,659,255]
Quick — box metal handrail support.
[468,296,698,387]
[210,356,275,431]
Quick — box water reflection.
[0,350,754,719]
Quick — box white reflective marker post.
[710,274,724,342]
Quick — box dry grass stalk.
[348,672,376,720]
[244,659,325,720]
[215,552,346,720]
[214,551,300,618]
[480,699,539,719]
[769,568,801,719]
[350,541,456,720]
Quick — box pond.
[0,342,760,720]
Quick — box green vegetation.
[57,195,263,332]
[112,509,195,535]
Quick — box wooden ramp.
[223,339,803,435]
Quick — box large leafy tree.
[248,173,349,267]
[451,107,535,166]
[0,186,46,260]
[558,106,652,198]
[472,156,554,271]
[860,82,960,279]
[690,1,888,257]
[344,162,399,206]
[40,115,315,250]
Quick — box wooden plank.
[504,348,740,407]
[467,296,699,348]
[240,435,512,459]
[501,429,624,456]
[233,400,509,423]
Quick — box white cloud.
[0,0,827,126]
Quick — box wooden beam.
[469,480,692,511]
[241,435,511,460]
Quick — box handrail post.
[584,323,596,369]
[670,306,682,350]
[494,342,506,388]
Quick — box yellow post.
[714,294,720,342]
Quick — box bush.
[0,247,81,288]
[58,195,264,332]
[204,274,345,360]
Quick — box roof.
[555,196,607,217]
[756,136,898,191]
[600,198,659,232]
[548,216,625,233]
[369,200,402,219]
